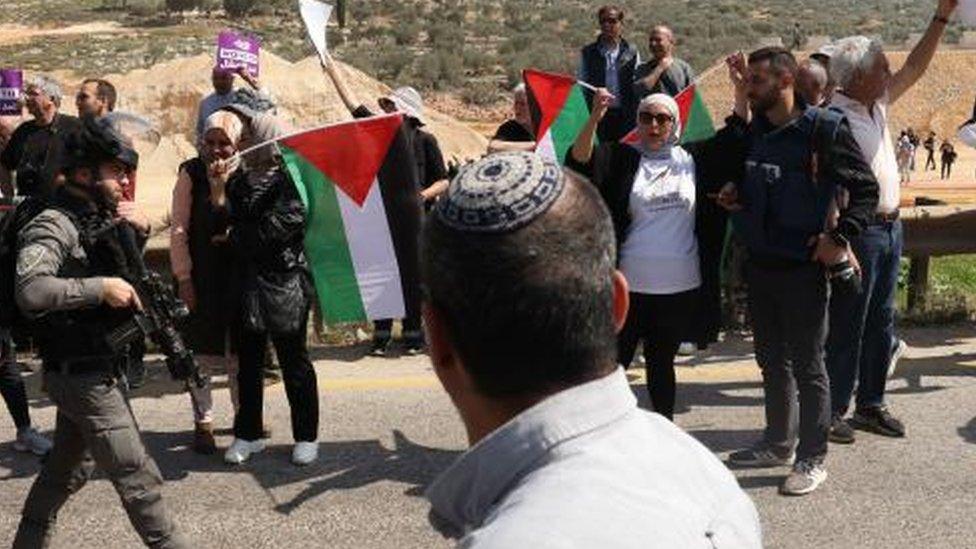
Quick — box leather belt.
[873,210,900,223]
[43,357,117,376]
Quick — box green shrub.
[222,0,255,18]
[165,0,200,12]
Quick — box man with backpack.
[715,47,879,496]
[7,115,189,548]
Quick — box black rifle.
[107,222,207,388]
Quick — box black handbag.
[243,271,307,334]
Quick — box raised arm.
[320,53,363,114]
[570,88,613,166]
[889,0,957,103]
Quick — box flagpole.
[236,112,403,158]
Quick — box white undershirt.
[830,92,900,213]
[618,147,701,295]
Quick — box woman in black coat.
[566,83,748,419]
[202,108,320,467]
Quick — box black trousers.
[1,333,30,430]
[234,318,318,443]
[746,261,829,464]
[617,289,698,420]
[373,317,423,343]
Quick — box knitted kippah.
[435,152,565,233]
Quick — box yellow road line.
[302,363,763,393]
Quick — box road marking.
[306,363,763,393]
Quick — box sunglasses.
[638,112,674,126]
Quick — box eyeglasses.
[76,92,91,101]
[638,112,674,126]
[600,17,620,25]
[102,162,133,186]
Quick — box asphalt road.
[1,325,975,548]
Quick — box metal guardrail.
[901,205,976,311]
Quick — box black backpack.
[0,197,52,335]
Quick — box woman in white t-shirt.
[567,90,748,419]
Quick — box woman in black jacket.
[203,108,320,466]
[566,81,747,420]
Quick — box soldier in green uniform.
[11,116,189,548]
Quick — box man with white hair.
[825,0,957,444]
[0,75,82,198]
[487,84,536,153]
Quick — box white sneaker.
[224,438,265,464]
[780,459,827,496]
[14,427,53,456]
[887,338,908,378]
[292,441,319,466]
[677,342,697,356]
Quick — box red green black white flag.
[523,68,593,164]
[278,114,421,324]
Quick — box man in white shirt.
[825,0,957,444]
[422,152,761,548]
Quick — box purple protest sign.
[216,31,260,78]
[0,69,23,116]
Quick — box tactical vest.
[731,107,845,262]
[26,191,135,362]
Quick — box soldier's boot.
[193,422,216,455]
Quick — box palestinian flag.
[279,113,421,324]
[523,68,593,164]
[622,83,715,146]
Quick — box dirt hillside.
[697,50,976,139]
[696,49,976,202]
[14,51,488,225]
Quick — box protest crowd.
[0,0,967,546]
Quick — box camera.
[828,256,861,295]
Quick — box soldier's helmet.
[66,113,160,173]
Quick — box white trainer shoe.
[887,338,908,378]
[224,438,265,464]
[677,342,697,356]
[292,441,319,466]
[14,427,53,456]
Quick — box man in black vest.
[577,5,640,142]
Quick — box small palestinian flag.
[523,68,593,164]
[622,83,715,146]
[279,114,421,324]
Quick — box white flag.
[958,122,976,149]
[960,0,976,26]
[299,0,333,64]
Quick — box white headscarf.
[635,93,682,158]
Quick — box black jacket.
[564,118,748,252]
[0,114,82,198]
[228,167,311,334]
[565,119,749,347]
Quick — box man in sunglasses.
[577,5,641,142]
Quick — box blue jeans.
[826,219,902,415]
